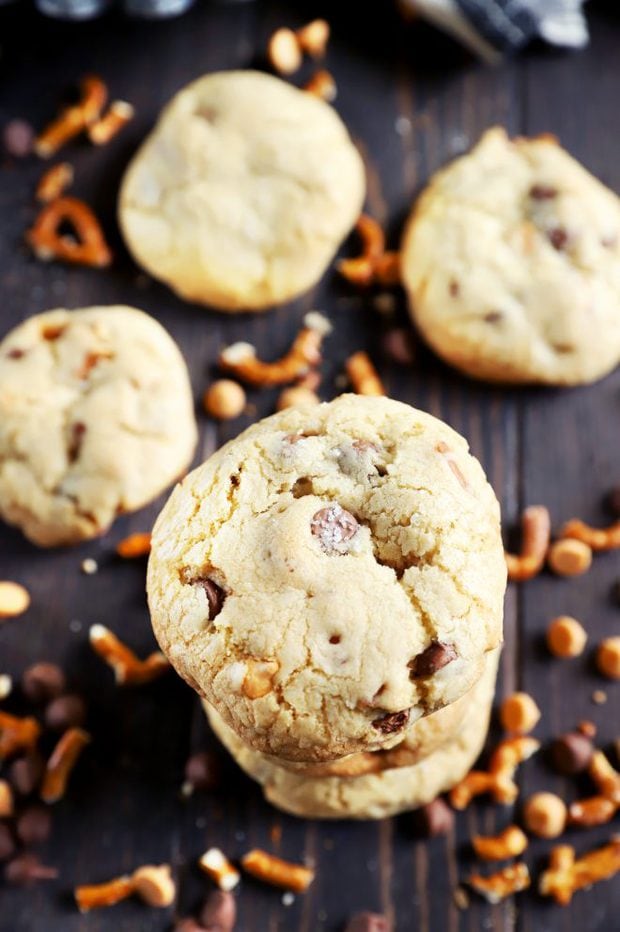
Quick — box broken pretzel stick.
[219,326,323,387]
[241,848,314,893]
[589,749,620,804]
[345,351,385,396]
[40,727,90,803]
[75,875,135,912]
[337,214,387,286]
[35,74,107,158]
[505,505,551,581]
[198,847,240,891]
[296,19,330,57]
[472,825,528,861]
[304,70,337,102]
[89,624,169,685]
[568,795,618,828]
[88,100,134,145]
[27,196,112,268]
[0,710,41,759]
[468,863,530,904]
[540,839,620,906]
[116,531,151,558]
[36,162,74,203]
[450,736,539,809]
[560,518,620,551]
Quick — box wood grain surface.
[1,2,619,929]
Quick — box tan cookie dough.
[0,305,197,547]
[204,647,498,819]
[148,395,505,762]
[119,70,366,312]
[402,127,620,385]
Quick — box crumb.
[592,689,608,705]
[282,892,295,906]
[80,558,98,575]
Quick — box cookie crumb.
[80,558,98,576]
[282,892,295,906]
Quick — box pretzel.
[560,518,620,551]
[219,327,323,387]
[345,351,385,396]
[36,162,74,203]
[26,196,112,268]
[337,214,386,286]
[89,624,169,685]
[88,100,134,145]
[241,849,314,892]
[505,505,551,581]
[539,839,620,905]
[35,75,107,158]
[40,727,91,803]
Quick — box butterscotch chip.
[203,380,246,420]
[523,791,567,838]
[596,636,620,679]
[499,692,541,734]
[546,615,587,657]
[132,864,176,907]
[547,539,592,576]
[0,582,30,619]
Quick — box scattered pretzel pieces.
[345,351,385,396]
[468,863,530,904]
[596,637,620,680]
[472,825,528,861]
[539,839,620,906]
[547,538,592,577]
[75,875,135,912]
[0,581,30,619]
[0,711,41,759]
[337,214,398,287]
[89,624,169,686]
[132,864,176,908]
[35,74,108,158]
[219,326,323,387]
[499,692,541,735]
[198,847,240,891]
[116,532,151,558]
[296,18,330,57]
[304,70,337,102]
[523,792,567,838]
[560,518,620,552]
[505,505,550,581]
[40,727,90,804]
[241,849,314,893]
[267,27,303,75]
[36,162,74,203]
[589,750,620,804]
[88,100,134,145]
[27,196,112,268]
[204,379,247,420]
[569,795,618,827]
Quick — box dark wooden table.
[1,2,620,929]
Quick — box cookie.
[204,647,498,819]
[147,394,505,763]
[401,127,620,385]
[0,306,197,547]
[119,70,366,312]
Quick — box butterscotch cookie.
[204,648,498,819]
[147,394,505,763]
[119,70,366,312]
[401,127,620,385]
[0,306,197,547]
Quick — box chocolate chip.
[8,754,44,796]
[550,732,593,774]
[44,694,87,732]
[311,505,359,554]
[372,709,409,734]
[602,234,617,249]
[2,119,34,157]
[199,889,237,931]
[548,227,568,250]
[449,279,460,297]
[604,487,620,518]
[4,854,58,886]
[6,348,25,359]
[184,751,222,793]
[0,824,16,862]
[484,311,503,324]
[382,328,415,366]
[68,422,86,463]
[416,797,454,837]
[181,569,226,620]
[16,807,52,846]
[21,662,66,703]
[409,642,457,678]
[344,912,392,932]
[529,184,557,200]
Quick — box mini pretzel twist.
[27,196,112,268]
[219,327,323,387]
[89,624,169,685]
[560,518,620,551]
[35,75,108,158]
[540,839,620,905]
[338,214,401,287]
[505,505,551,581]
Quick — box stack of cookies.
[147,395,507,819]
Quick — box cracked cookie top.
[0,305,197,547]
[118,70,366,313]
[148,395,505,762]
[402,127,620,386]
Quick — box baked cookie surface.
[204,647,498,819]
[119,70,366,312]
[401,127,620,385]
[147,394,505,762]
[0,305,197,547]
